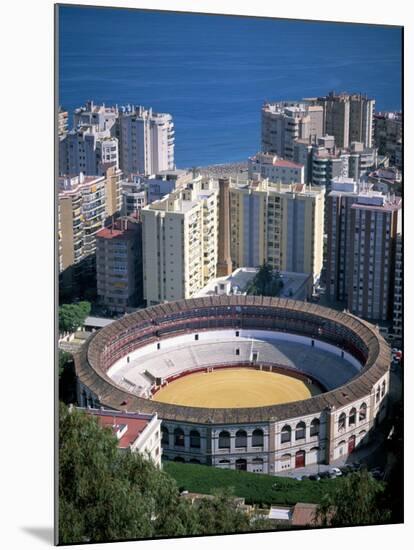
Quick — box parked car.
[301,475,309,481]
[339,466,352,475]
[329,467,342,477]
[319,471,330,479]
[309,474,321,481]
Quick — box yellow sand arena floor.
[152,368,320,408]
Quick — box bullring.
[75,295,390,474]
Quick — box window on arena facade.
[174,428,185,447]
[252,429,264,447]
[359,403,367,421]
[281,425,291,443]
[235,430,247,448]
[218,431,231,449]
[190,430,201,448]
[161,426,169,445]
[310,418,320,437]
[295,422,306,440]
[338,413,346,431]
[349,408,357,426]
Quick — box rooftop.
[82,408,155,449]
[194,267,311,299]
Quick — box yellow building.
[142,178,218,306]
[229,180,324,284]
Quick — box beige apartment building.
[58,166,122,274]
[229,181,325,284]
[307,92,375,149]
[142,178,218,305]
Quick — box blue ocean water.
[59,6,402,167]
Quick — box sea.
[59,6,402,168]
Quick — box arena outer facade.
[74,296,391,474]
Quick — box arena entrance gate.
[235,459,247,471]
[295,450,306,468]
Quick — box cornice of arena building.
[74,295,391,424]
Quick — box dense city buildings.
[81,408,162,468]
[73,101,118,132]
[248,152,305,184]
[58,167,122,286]
[145,169,193,203]
[348,191,401,322]
[374,111,402,169]
[261,101,324,159]
[121,176,147,217]
[96,217,143,313]
[294,136,378,187]
[392,231,403,345]
[59,124,119,176]
[306,92,375,149]
[117,105,175,176]
[229,180,325,284]
[141,177,218,306]
[58,106,69,138]
[326,179,402,322]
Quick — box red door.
[295,450,305,468]
[348,435,356,454]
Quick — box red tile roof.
[273,159,302,169]
[87,410,151,449]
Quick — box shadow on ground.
[21,527,54,544]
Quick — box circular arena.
[75,296,391,474]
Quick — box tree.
[59,301,91,333]
[58,404,265,544]
[316,470,390,527]
[58,351,77,404]
[246,263,283,297]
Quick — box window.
[381,380,386,397]
[376,386,380,403]
[359,403,367,422]
[295,422,306,440]
[235,348,240,356]
[174,428,185,447]
[349,408,357,426]
[194,334,199,341]
[161,426,169,446]
[190,430,201,448]
[310,418,320,437]
[235,430,247,448]
[281,425,291,443]
[157,342,161,350]
[338,413,346,431]
[218,430,230,449]
[252,429,264,447]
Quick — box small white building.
[248,152,305,184]
[81,408,162,468]
[194,267,312,301]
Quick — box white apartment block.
[73,101,118,132]
[117,105,175,176]
[230,181,325,284]
[261,102,324,159]
[59,125,119,176]
[142,179,218,306]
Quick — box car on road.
[329,467,342,477]
[319,471,330,479]
[309,474,321,481]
